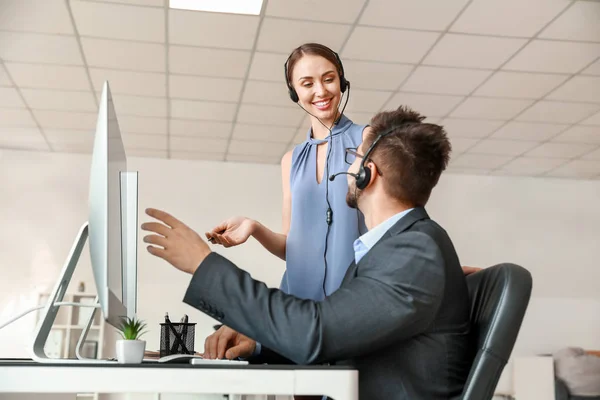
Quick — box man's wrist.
[190,250,213,274]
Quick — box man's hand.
[141,208,211,275]
[462,266,482,275]
[203,325,256,360]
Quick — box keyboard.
[144,353,248,365]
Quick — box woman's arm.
[247,150,293,260]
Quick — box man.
[142,106,473,400]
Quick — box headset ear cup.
[289,87,299,103]
[356,165,371,190]
[340,78,348,94]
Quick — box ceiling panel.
[450,0,568,37]
[90,68,166,97]
[551,126,600,144]
[71,0,165,43]
[266,0,365,24]
[583,147,600,161]
[237,104,305,127]
[241,80,294,108]
[257,18,350,54]
[0,126,48,151]
[109,94,167,118]
[0,87,25,108]
[170,136,228,153]
[122,133,167,150]
[546,160,600,179]
[0,64,11,87]
[0,32,83,65]
[247,52,289,82]
[384,92,464,117]
[546,76,600,104]
[451,97,533,120]
[169,119,232,140]
[360,0,469,31]
[525,142,596,158]
[50,141,92,153]
[128,149,168,158]
[423,34,526,69]
[440,118,505,139]
[0,0,74,35]
[169,9,259,49]
[21,89,96,112]
[583,59,600,76]
[468,138,540,156]
[169,47,251,78]
[516,101,600,124]
[499,156,568,175]
[345,89,392,113]
[232,123,296,143]
[5,63,90,91]
[474,71,569,99]
[539,1,600,42]
[449,137,479,154]
[33,110,97,130]
[451,153,513,169]
[581,111,600,126]
[0,108,37,127]
[402,66,491,96]
[81,38,165,72]
[118,116,167,135]
[491,121,568,141]
[44,129,93,144]
[343,27,440,63]
[503,40,600,74]
[169,75,243,102]
[170,100,237,122]
[343,60,413,91]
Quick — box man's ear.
[364,161,379,189]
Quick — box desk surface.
[0,358,353,369]
[0,358,358,400]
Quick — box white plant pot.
[116,339,146,364]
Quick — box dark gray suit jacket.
[184,207,473,400]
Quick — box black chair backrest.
[461,263,533,400]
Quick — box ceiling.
[0,0,600,179]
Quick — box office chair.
[461,263,533,400]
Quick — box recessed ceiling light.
[169,0,263,15]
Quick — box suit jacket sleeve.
[183,231,445,365]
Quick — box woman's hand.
[205,216,256,248]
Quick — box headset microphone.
[329,171,359,181]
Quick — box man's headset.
[329,126,399,190]
[284,48,349,104]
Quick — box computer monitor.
[89,81,137,326]
[31,81,138,363]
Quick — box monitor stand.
[30,223,111,364]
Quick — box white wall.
[1,149,599,370]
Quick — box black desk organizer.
[159,321,197,357]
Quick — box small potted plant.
[115,316,147,364]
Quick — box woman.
[206,43,366,301]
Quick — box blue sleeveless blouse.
[281,115,367,301]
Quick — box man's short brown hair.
[364,106,452,207]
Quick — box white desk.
[0,360,358,400]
